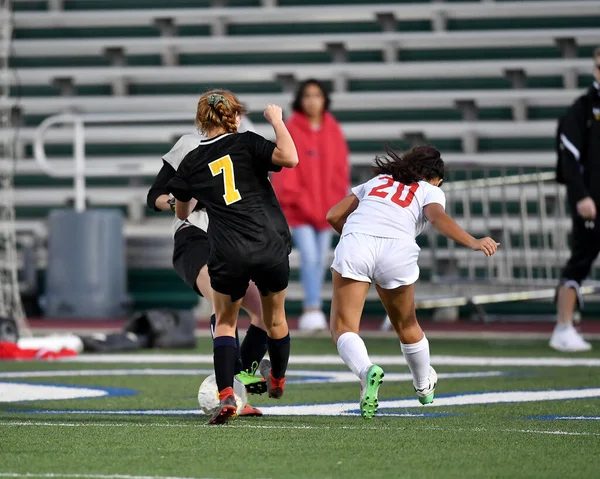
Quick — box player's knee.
[264,311,286,331]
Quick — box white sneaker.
[549,324,592,352]
[298,310,328,332]
[380,315,393,331]
[415,367,438,405]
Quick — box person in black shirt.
[168,90,298,425]
[146,119,271,417]
[552,48,600,352]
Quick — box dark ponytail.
[372,145,444,184]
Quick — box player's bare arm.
[424,203,499,257]
[326,194,360,234]
[175,198,198,220]
[154,194,173,212]
[264,104,299,168]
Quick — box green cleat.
[415,367,438,405]
[360,364,384,419]
[236,361,267,395]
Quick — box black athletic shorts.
[172,226,209,296]
[208,255,290,303]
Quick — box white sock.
[337,332,373,380]
[400,335,431,390]
[554,323,571,333]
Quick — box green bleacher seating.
[7,0,600,313]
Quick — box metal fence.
[411,167,599,310]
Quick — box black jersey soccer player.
[147,119,270,417]
[167,90,298,425]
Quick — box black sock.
[210,314,243,375]
[241,324,268,372]
[213,336,238,392]
[267,333,291,379]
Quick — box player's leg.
[173,229,246,377]
[257,290,290,398]
[330,270,371,373]
[206,264,251,424]
[253,260,291,399]
[175,229,266,370]
[208,287,244,425]
[376,283,436,405]
[239,281,268,373]
[198,270,266,413]
[233,281,269,399]
[204,273,266,367]
[330,233,383,418]
[195,265,246,375]
[330,269,382,418]
[204,274,268,375]
[552,217,597,352]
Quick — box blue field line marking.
[0,380,137,398]
[527,415,600,421]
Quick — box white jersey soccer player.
[333,176,446,289]
[327,146,499,419]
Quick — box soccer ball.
[197,373,247,416]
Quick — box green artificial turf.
[1,338,599,479]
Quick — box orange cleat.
[207,387,238,425]
[268,373,286,399]
[258,359,286,399]
[240,403,263,417]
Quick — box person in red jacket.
[271,79,350,331]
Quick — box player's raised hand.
[471,237,500,257]
[576,197,597,220]
[264,104,283,125]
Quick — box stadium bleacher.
[6,0,600,313]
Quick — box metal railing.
[412,167,599,310]
[33,112,198,212]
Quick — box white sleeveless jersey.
[162,118,255,236]
[343,175,446,240]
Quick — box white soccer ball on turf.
[197,373,247,416]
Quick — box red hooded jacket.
[272,111,350,230]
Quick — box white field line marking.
[256,389,600,416]
[555,416,600,420]
[8,389,600,416]
[1,421,599,437]
[0,384,108,403]
[506,429,599,436]
[0,474,214,479]
[0,369,505,384]
[57,354,600,367]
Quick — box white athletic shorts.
[331,232,420,289]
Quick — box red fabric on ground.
[0,341,78,360]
